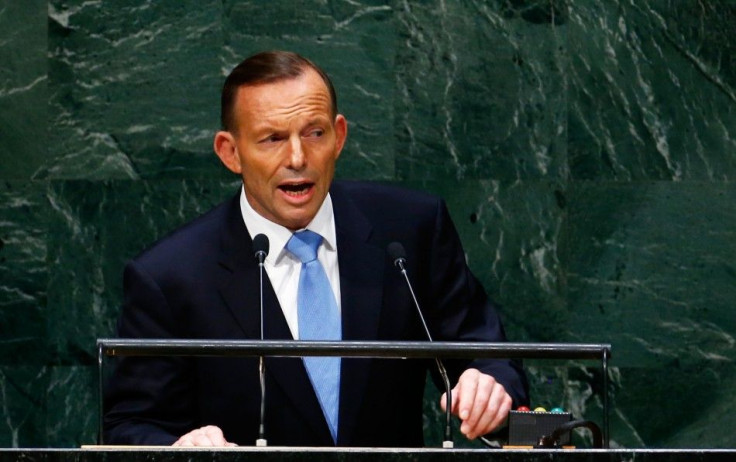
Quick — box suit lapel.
[216,193,333,444]
[216,193,292,340]
[330,183,386,445]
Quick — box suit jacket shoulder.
[131,194,242,277]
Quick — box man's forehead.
[234,75,332,118]
[237,68,328,97]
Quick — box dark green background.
[1,0,734,449]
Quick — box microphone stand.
[391,245,454,448]
[256,256,267,447]
[254,235,269,447]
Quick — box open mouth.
[278,182,314,197]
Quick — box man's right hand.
[172,425,237,447]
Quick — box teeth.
[281,183,311,196]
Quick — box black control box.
[508,410,573,446]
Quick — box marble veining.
[0,0,734,449]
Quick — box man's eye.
[262,134,283,143]
[308,129,324,138]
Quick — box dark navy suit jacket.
[104,180,528,447]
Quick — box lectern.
[97,339,612,448]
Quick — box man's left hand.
[440,368,512,440]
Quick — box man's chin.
[279,213,315,232]
[275,193,325,230]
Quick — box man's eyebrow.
[249,120,286,133]
[304,116,331,126]
[252,115,330,131]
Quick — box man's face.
[214,69,347,230]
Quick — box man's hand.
[440,368,512,440]
[172,425,237,447]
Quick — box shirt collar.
[239,185,337,264]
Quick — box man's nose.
[287,136,306,169]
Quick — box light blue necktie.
[286,230,341,442]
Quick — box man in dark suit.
[104,51,528,447]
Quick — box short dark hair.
[220,50,338,132]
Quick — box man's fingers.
[172,425,231,447]
[454,369,480,421]
[467,374,495,423]
[455,369,491,437]
[439,368,481,416]
[490,392,513,431]
[465,383,511,439]
[203,425,229,446]
[439,385,460,414]
[440,369,514,440]
[193,433,215,446]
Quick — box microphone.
[387,242,407,271]
[252,234,269,447]
[387,242,454,448]
[253,233,269,264]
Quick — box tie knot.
[286,230,323,263]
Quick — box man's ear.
[333,114,348,160]
[213,131,242,174]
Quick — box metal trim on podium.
[97,339,612,447]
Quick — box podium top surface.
[1,447,735,462]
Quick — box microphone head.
[387,241,406,267]
[253,233,270,258]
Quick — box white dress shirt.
[239,186,342,338]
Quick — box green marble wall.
[1,0,734,449]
